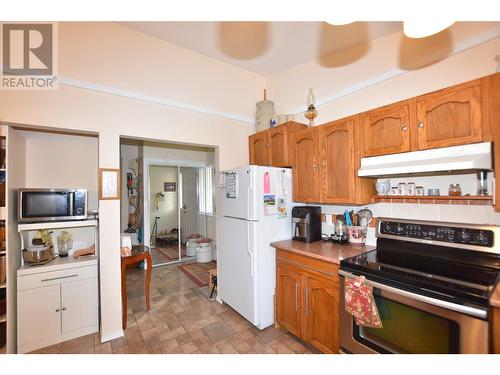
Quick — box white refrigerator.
[218,165,293,330]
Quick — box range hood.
[358,142,492,177]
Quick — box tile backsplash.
[319,202,500,247]
[312,172,498,247]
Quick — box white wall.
[22,131,99,210]
[149,165,178,234]
[0,22,263,344]
[267,23,500,121]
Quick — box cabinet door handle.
[62,307,67,311]
[305,287,309,317]
[418,122,424,129]
[55,308,60,312]
[294,282,298,312]
[41,274,78,282]
[401,125,408,131]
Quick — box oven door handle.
[339,270,487,320]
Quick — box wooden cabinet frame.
[249,122,307,167]
[276,250,340,354]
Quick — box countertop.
[18,255,98,276]
[491,282,500,308]
[271,239,375,264]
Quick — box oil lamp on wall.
[304,88,318,127]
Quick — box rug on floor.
[149,247,171,265]
[178,261,216,287]
[156,246,187,260]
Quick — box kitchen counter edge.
[271,239,375,265]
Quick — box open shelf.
[0,314,5,323]
[0,282,5,289]
[372,195,493,205]
[18,219,98,232]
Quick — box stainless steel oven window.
[354,293,460,353]
[339,275,489,354]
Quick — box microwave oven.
[18,188,88,223]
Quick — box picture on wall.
[99,168,121,200]
[164,182,176,192]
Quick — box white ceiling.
[119,22,403,75]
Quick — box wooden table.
[121,245,152,329]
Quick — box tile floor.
[31,263,318,354]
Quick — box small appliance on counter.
[18,188,88,223]
[292,206,322,243]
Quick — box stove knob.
[461,230,471,243]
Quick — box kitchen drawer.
[17,265,97,291]
[276,249,339,281]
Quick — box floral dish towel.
[345,275,383,328]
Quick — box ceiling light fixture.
[325,20,354,26]
[403,20,455,38]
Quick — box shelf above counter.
[17,255,97,277]
[372,195,493,205]
[18,219,98,232]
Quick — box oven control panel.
[379,221,494,248]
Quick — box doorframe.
[143,157,205,255]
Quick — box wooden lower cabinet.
[276,251,340,354]
[492,306,500,354]
[304,274,339,353]
[276,263,302,338]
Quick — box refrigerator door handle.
[247,221,254,277]
[247,182,253,221]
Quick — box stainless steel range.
[339,218,500,354]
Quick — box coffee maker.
[291,206,322,243]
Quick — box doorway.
[148,165,186,266]
[120,138,216,270]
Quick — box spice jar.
[449,184,462,196]
[407,182,416,196]
[415,186,424,196]
[398,182,407,196]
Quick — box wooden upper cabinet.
[416,80,483,150]
[362,100,411,157]
[318,119,354,203]
[292,128,319,202]
[304,274,339,354]
[269,125,289,167]
[276,262,302,338]
[487,73,500,211]
[318,116,374,204]
[249,131,269,166]
[249,122,307,167]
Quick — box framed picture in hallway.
[164,182,176,192]
[99,168,121,200]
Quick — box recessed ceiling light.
[403,20,455,38]
[325,20,354,26]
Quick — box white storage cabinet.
[17,264,98,353]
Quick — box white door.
[219,216,258,325]
[219,166,257,220]
[61,278,98,334]
[17,285,61,346]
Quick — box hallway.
[31,264,317,354]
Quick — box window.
[198,166,214,215]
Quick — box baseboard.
[100,329,124,343]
